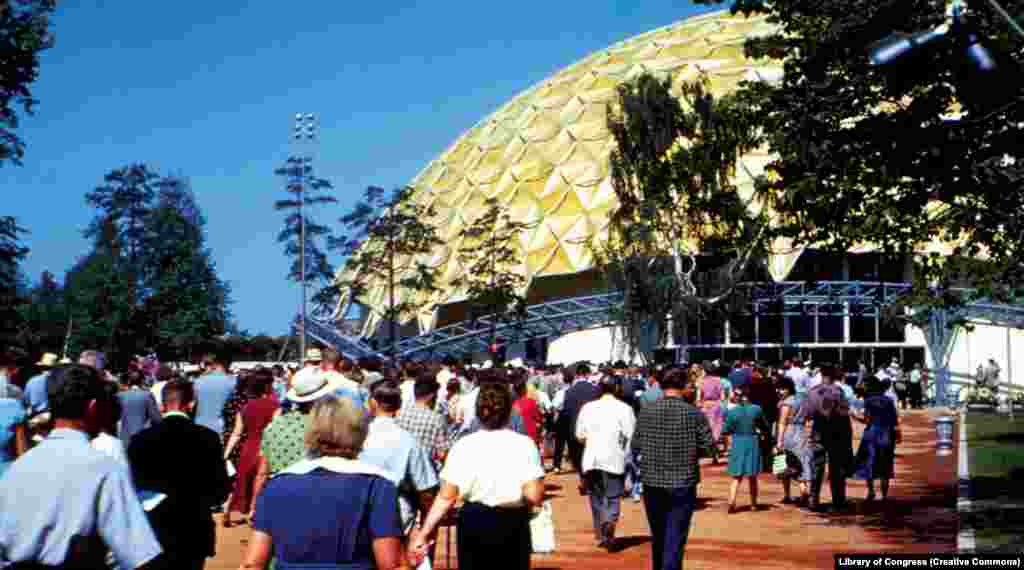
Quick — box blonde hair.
[304,396,367,459]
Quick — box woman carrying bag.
[852,377,901,501]
[722,386,772,513]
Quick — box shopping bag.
[530,501,556,553]
[772,452,788,476]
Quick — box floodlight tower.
[294,112,317,364]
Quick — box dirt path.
[207,410,956,570]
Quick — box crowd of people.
[0,346,912,570]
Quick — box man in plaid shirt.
[397,372,452,468]
[632,367,714,570]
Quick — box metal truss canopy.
[301,281,1024,360]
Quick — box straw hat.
[286,367,333,403]
[35,353,59,367]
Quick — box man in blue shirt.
[0,364,162,569]
[24,353,58,415]
[193,352,237,434]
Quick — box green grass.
[964,412,1024,553]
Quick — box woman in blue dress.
[723,387,772,513]
[852,377,900,501]
[774,377,812,506]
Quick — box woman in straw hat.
[239,396,414,570]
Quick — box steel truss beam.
[302,281,1023,359]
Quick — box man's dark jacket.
[127,414,231,561]
[558,380,600,433]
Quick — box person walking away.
[632,368,714,570]
[251,367,338,507]
[222,369,278,527]
[908,364,923,409]
[722,387,772,513]
[0,351,29,477]
[801,365,854,512]
[239,397,411,570]
[91,381,129,465]
[575,375,636,550]
[117,368,162,445]
[560,362,601,493]
[0,364,162,569]
[774,378,812,507]
[513,379,544,451]
[696,364,724,464]
[194,352,237,434]
[128,379,231,570]
[397,372,452,468]
[852,377,901,501]
[410,382,545,570]
[550,368,572,473]
[360,380,439,534]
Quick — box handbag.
[530,501,556,553]
[772,452,788,476]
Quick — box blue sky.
[4,1,716,335]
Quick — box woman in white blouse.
[410,376,545,570]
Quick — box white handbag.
[530,501,557,553]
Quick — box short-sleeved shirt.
[194,373,237,434]
[0,397,27,474]
[0,429,162,569]
[261,411,310,475]
[254,469,402,567]
[396,404,451,462]
[440,428,544,507]
[576,396,636,475]
[359,417,438,529]
[24,373,49,415]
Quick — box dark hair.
[98,380,123,434]
[575,362,591,377]
[599,377,620,397]
[443,355,458,367]
[777,377,796,396]
[246,368,274,399]
[863,375,885,395]
[202,351,231,370]
[446,378,461,397]
[358,357,383,373]
[338,358,354,373]
[660,368,688,390]
[414,371,440,399]
[820,364,843,382]
[477,382,513,430]
[48,365,106,420]
[124,368,145,388]
[370,380,402,412]
[162,379,195,407]
[513,380,528,398]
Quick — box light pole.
[294,113,316,364]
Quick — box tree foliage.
[697,0,1024,307]
[0,0,56,166]
[335,186,442,359]
[0,215,29,343]
[273,156,338,312]
[597,73,766,360]
[454,198,533,343]
[63,167,233,366]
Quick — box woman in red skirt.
[223,368,279,527]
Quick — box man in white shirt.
[575,376,636,551]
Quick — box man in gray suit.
[117,368,162,444]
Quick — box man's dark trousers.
[642,485,697,570]
[810,418,853,508]
[552,419,569,470]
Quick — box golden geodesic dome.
[346,10,794,337]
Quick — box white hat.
[508,357,526,369]
[286,367,333,403]
[482,360,493,369]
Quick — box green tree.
[335,186,442,362]
[135,176,233,361]
[597,73,766,361]
[0,0,56,166]
[0,216,28,344]
[63,216,135,359]
[454,198,534,347]
[15,269,67,353]
[696,0,1024,304]
[273,156,338,313]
